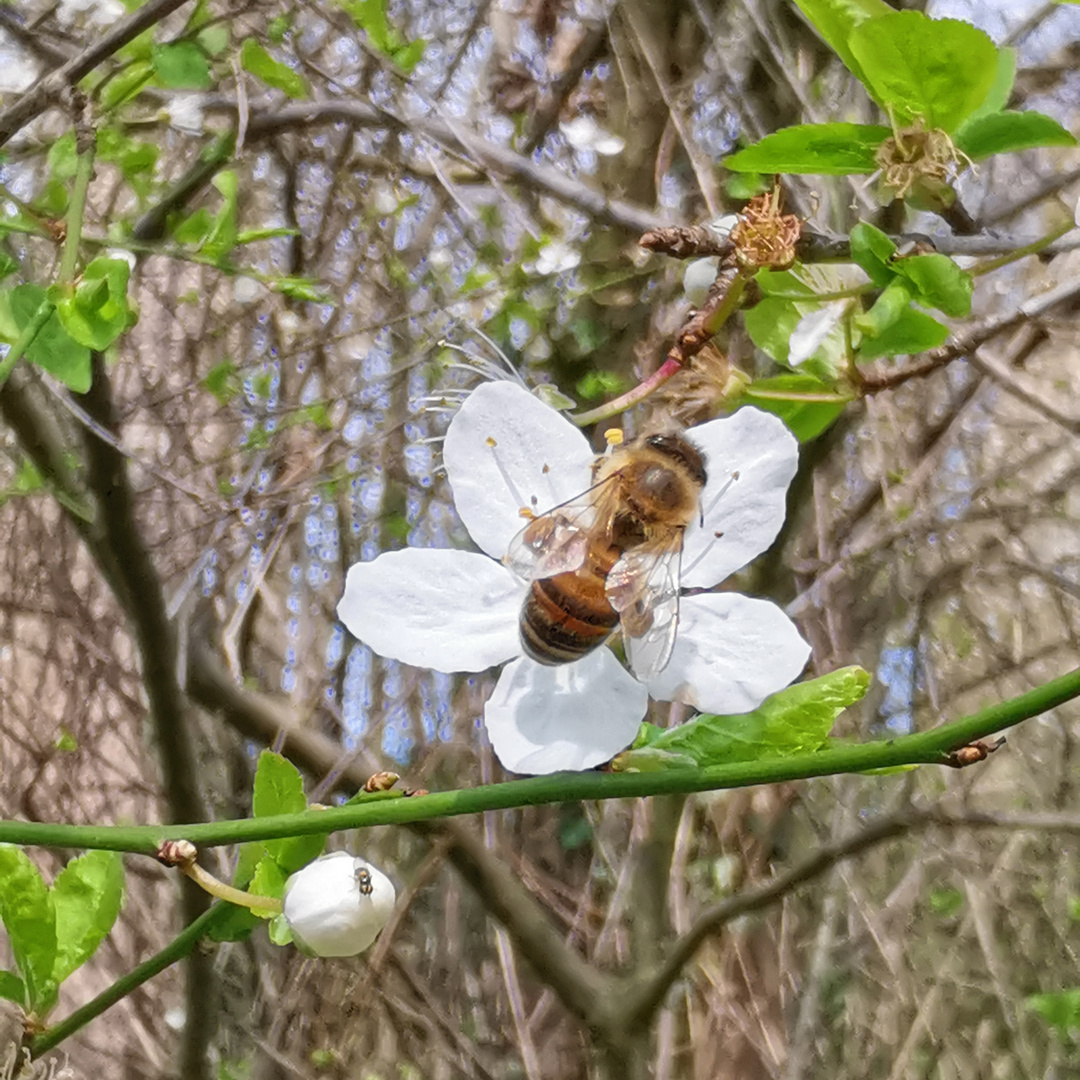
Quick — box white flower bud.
[282,852,395,957]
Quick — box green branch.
[1,666,1077,855]
[28,905,231,1058]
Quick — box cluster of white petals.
[282,852,395,957]
[338,381,810,774]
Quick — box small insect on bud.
[282,852,395,957]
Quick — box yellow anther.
[486,436,497,448]
[604,428,625,447]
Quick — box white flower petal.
[560,115,602,150]
[484,651,648,774]
[442,380,596,560]
[684,256,720,307]
[646,592,810,714]
[788,302,846,367]
[337,548,523,673]
[283,852,395,957]
[592,132,625,156]
[681,407,799,588]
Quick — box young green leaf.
[151,41,212,89]
[893,254,973,317]
[0,845,56,1013]
[240,39,309,99]
[252,750,308,819]
[966,47,1016,122]
[854,279,913,339]
[791,0,894,87]
[954,110,1077,161]
[50,850,124,987]
[1,285,91,393]
[848,12,999,133]
[0,971,25,1006]
[248,856,288,916]
[724,123,890,175]
[857,308,948,360]
[1026,988,1080,1041]
[251,751,328,873]
[53,256,137,351]
[849,222,897,287]
[626,667,872,768]
[740,375,850,441]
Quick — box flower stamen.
[485,435,530,510]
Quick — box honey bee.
[504,432,707,678]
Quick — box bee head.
[644,433,707,488]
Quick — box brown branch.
[0,0,195,148]
[860,272,1080,394]
[619,805,1080,1030]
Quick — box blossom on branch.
[282,852,395,957]
[337,381,810,774]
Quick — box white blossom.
[337,381,810,774]
[282,852,395,957]
[560,116,625,156]
[534,241,581,276]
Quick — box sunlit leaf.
[857,308,948,360]
[240,39,309,99]
[0,845,56,1013]
[1,285,91,393]
[619,667,871,769]
[51,851,124,986]
[53,256,137,351]
[725,123,889,175]
[790,0,894,87]
[740,375,850,441]
[955,110,1077,161]
[848,12,999,132]
[152,41,212,89]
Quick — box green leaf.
[53,257,137,351]
[0,971,25,1006]
[967,47,1016,122]
[575,370,627,401]
[50,851,124,986]
[97,128,159,199]
[928,886,964,917]
[236,226,300,244]
[248,857,288,916]
[99,60,154,110]
[848,12,999,132]
[854,279,913,339]
[857,308,948,360]
[724,123,889,175]
[197,23,230,56]
[202,359,239,403]
[1,285,91,392]
[151,41,212,89]
[790,0,894,87]
[47,133,78,182]
[0,845,56,1013]
[893,254,972,317]
[0,251,18,279]
[955,110,1077,161]
[392,38,425,74]
[849,222,897,287]
[271,276,331,303]
[1026,989,1080,1040]
[252,750,307,819]
[745,297,801,363]
[625,667,871,768]
[740,375,849,441]
[251,752,327,873]
[240,39,309,99]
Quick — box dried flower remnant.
[337,381,810,774]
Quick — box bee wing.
[605,539,684,681]
[503,478,617,582]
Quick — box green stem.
[0,302,54,387]
[59,148,95,285]
[1,666,1078,855]
[29,905,231,1058]
[971,220,1074,278]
